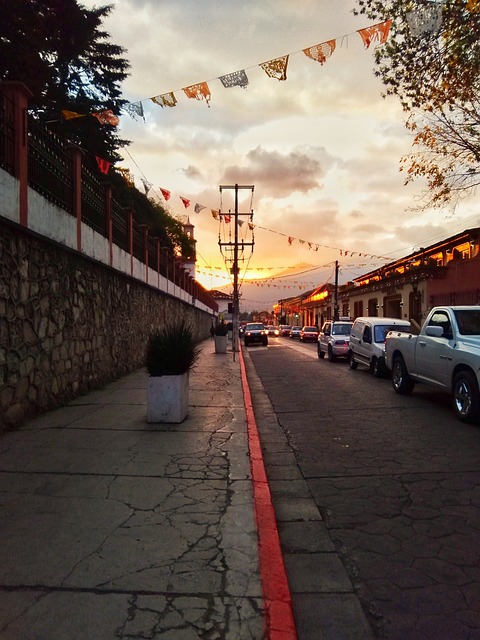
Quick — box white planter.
[214,335,228,353]
[147,372,189,423]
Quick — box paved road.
[245,337,480,640]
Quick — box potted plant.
[145,321,201,423]
[214,320,228,354]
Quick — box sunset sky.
[83,0,480,308]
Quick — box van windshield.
[374,324,410,343]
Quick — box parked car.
[280,325,292,336]
[289,326,302,339]
[299,326,319,342]
[243,323,268,347]
[266,325,280,336]
[349,317,411,377]
[318,320,353,361]
[385,306,480,423]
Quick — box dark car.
[289,326,302,339]
[299,326,319,342]
[243,323,268,347]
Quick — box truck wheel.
[349,352,358,370]
[453,371,480,424]
[328,346,336,362]
[318,345,325,359]
[391,356,415,395]
[372,358,384,378]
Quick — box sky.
[83,0,480,310]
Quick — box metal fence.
[0,91,15,174]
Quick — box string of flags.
[62,20,391,126]
[120,20,392,115]
[148,181,391,261]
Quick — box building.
[275,227,480,327]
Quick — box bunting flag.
[95,156,111,175]
[357,20,392,49]
[223,214,231,223]
[62,110,84,120]
[219,70,249,89]
[406,6,443,35]
[194,203,206,214]
[260,55,289,81]
[160,188,171,201]
[151,92,178,108]
[288,237,294,245]
[248,223,255,230]
[123,101,145,120]
[183,82,211,105]
[211,209,219,219]
[92,109,120,126]
[303,40,336,65]
[141,178,152,195]
[238,219,244,227]
[180,196,190,208]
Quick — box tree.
[354,0,480,207]
[0,0,130,161]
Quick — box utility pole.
[334,260,339,321]
[218,184,255,355]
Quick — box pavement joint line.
[239,344,298,640]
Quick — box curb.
[238,345,297,640]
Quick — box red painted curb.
[238,346,297,640]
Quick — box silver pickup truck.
[384,306,480,423]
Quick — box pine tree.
[0,0,130,161]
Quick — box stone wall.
[0,218,212,432]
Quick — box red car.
[299,326,319,342]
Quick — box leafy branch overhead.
[354,0,480,208]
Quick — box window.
[428,311,452,338]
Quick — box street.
[244,336,480,640]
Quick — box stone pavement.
[0,339,374,640]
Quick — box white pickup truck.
[384,306,480,423]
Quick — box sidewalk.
[0,340,270,640]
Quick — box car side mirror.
[425,325,444,338]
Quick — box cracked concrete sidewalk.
[0,340,265,640]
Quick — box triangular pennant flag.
[151,92,178,108]
[299,239,305,245]
[303,40,336,65]
[92,109,119,126]
[248,223,255,230]
[183,82,211,106]
[62,110,84,120]
[357,20,392,48]
[160,188,171,201]
[211,209,219,219]
[260,55,289,81]
[194,203,206,214]
[288,236,294,245]
[95,156,111,175]
[123,101,145,120]
[219,69,249,89]
[224,215,231,223]
[141,178,152,195]
[180,196,190,208]
[238,219,244,227]
[406,6,443,35]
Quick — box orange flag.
[183,82,211,106]
[92,109,120,126]
[303,40,336,65]
[357,20,392,48]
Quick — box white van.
[349,317,411,377]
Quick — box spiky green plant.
[145,321,201,376]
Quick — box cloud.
[220,146,333,197]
